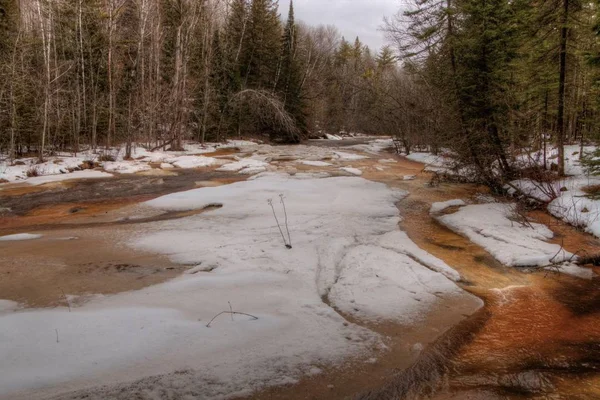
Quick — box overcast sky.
[278,0,400,51]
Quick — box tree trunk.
[556,0,569,177]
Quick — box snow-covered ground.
[0,172,481,400]
[508,145,600,238]
[0,141,257,184]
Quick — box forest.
[1,0,600,187]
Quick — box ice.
[328,245,464,323]
[299,160,333,167]
[24,170,112,186]
[0,173,478,399]
[437,203,574,267]
[334,151,368,161]
[170,155,218,169]
[102,161,152,174]
[347,139,394,154]
[430,199,467,214]
[340,167,363,176]
[0,233,42,242]
[217,157,269,175]
[0,300,19,314]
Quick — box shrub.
[98,154,116,162]
[26,165,41,177]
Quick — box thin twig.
[268,199,288,247]
[228,301,234,321]
[55,329,59,343]
[279,194,292,248]
[205,311,259,328]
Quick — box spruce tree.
[454,0,522,180]
[244,0,281,89]
[276,0,305,141]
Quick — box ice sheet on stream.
[436,202,593,278]
[0,173,480,400]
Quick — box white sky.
[278,0,400,51]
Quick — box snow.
[170,155,218,169]
[405,152,446,166]
[436,203,574,267]
[334,151,368,161]
[326,134,343,140]
[379,158,398,164]
[347,139,394,154]
[508,145,600,238]
[0,140,261,185]
[0,233,42,242]
[25,170,113,186]
[549,184,600,238]
[404,152,460,175]
[506,179,557,203]
[327,244,464,323]
[0,300,19,314]
[340,167,363,176]
[216,157,269,175]
[0,156,93,183]
[299,160,333,167]
[430,199,467,214]
[0,173,479,399]
[102,161,152,174]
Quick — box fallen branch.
[205,311,259,328]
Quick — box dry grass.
[26,165,40,177]
[98,154,116,162]
[582,184,600,197]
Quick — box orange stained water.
[1,146,599,399]
[359,153,600,400]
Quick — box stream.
[1,141,598,399]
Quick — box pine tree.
[453,0,524,181]
[243,0,281,89]
[224,0,247,91]
[276,0,305,141]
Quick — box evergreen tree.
[243,0,281,89]
[453,0,522,180]
[276,0,305,141]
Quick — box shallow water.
[1,142,598,399]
